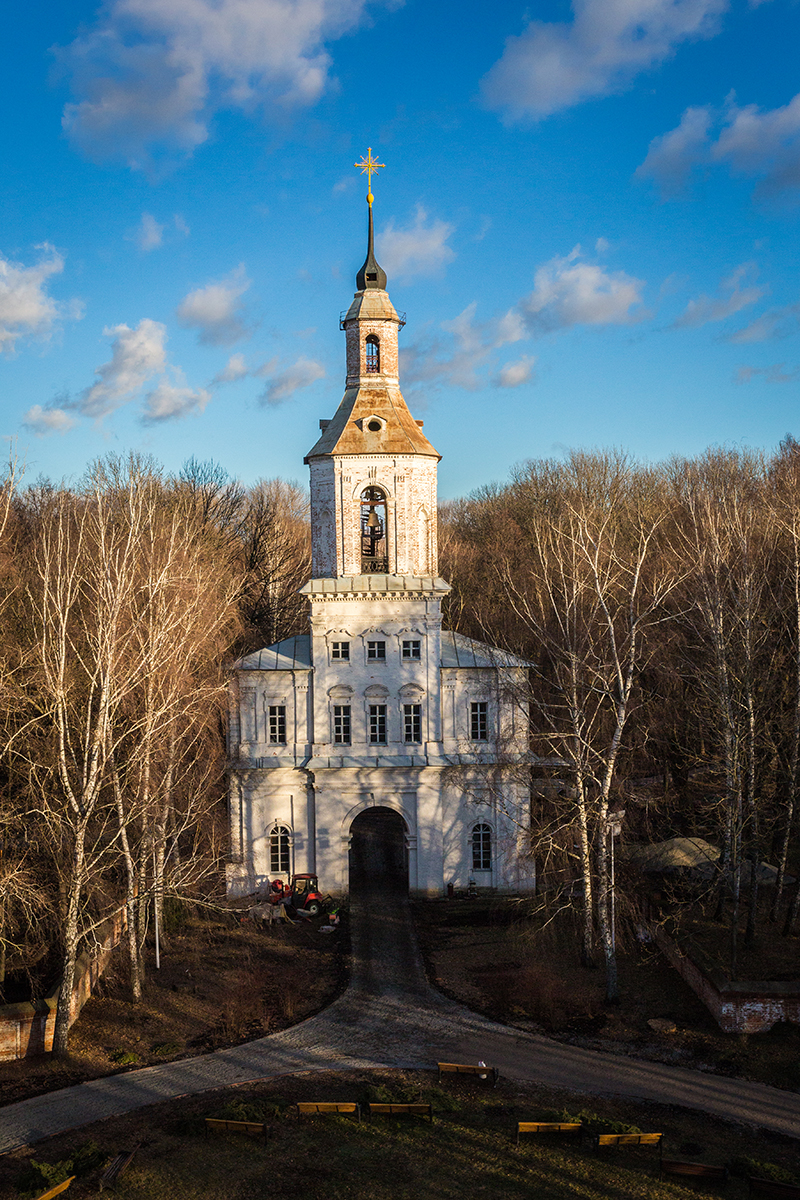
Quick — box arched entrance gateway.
[348,807,408,895]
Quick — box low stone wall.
[0,908,127,1061]
[653,925,800,1033]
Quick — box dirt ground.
[411,896,800,1092]
[0,900,347,1107]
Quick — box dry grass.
[0,1070,796,1200]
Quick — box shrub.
[730,1157,799,1185]
[514,962,596,1030]
[15,1142,106,1197]
[539,1108,642,1135]
[211,1098,281,1124]
[109,1049,139,1065]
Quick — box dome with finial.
[356,203,387,291]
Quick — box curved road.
[2,891,799,1151]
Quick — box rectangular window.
[334,705,351,744]
[402,640,421,659]
[470,701,488,741]
[403,703,421,744]
[268,705,286,744]
[369,704,387,744]
[367,641,386,661]
[331,641,350,660]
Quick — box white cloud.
[728,300,800,344]
[636,105,713,194]
[672,264,765,329]
[176,266,250,345]
[174,214,190,237]
[213,352,249,384]
[496,355,536,388]
[516,247,646,331]
[735,363,799,384]
[0,245,69,352]
[258,356,325,405]
[78,318,168,418]
[142,380,211,421]
[57,0,384,168]
[481,0,727,121]
[27,316,213,435]
[639,92,800,199]
[378,207,455,280]
[137,212,164,251]
[21,405,77,436]
[401,302,524,392]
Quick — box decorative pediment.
[328,684,353,700]
[364,684,390,699]
[399,683,425,698]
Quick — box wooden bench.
[437,1062,499,1086]
[32,1178,75,1200]
[660,1160,729,1185]
[594,1132,663,1155]
[368,1103,433,1123]
[516,1121,582,1146]
[100,1144,140,1191]
[294,1102,361,1122]
[204,1118,269,1145]
[748,1179,800,1200]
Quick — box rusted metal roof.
[304,383,439,461]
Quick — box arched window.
[365,335,380,373]
[360,486,388,573]
[471,824,492,872]
[270,825,291,874]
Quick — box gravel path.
[2,891,799,1152]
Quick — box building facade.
[226,196,532,898]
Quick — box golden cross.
[354,147,385,207]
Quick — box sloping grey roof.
[233,629,531,672]
[300,575,450,595]
[441,631,532,669]
[233,635,312,671]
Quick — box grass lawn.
[2,1070,797,1200]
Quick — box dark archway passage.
[348,806,408,896]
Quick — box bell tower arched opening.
[365,334,380,373]
[360,485,388,573]
[349,807,408,895]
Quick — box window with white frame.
[333,705,351,744]
[471,824,492,871]
[367,640,386,661]
[470,701,488,741]
[402,639,421,659]
[270,825,291,874]
[331,641,350,661]
[403,703,421,743]
[268,705,286,744]
[369,704,387,744]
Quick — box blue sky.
[2,0,800,498]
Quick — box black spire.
[356,203,387,291]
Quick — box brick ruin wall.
[0,907,126,1061]
[653,924,800,1033]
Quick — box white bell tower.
[304,158,441,581]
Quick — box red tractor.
[268,873,324,916]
